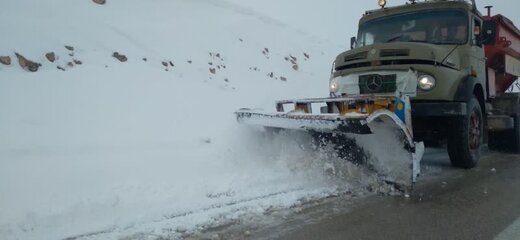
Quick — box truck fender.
[454,76,485,106]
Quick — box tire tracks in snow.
[63,187,308,240]
[162,187,305,219]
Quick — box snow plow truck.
[235,0,520,190]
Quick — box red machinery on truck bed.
[482,7,520,151]
[483,9,520,95]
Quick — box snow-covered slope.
[0,1,378,239]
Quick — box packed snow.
[1,0,519,239]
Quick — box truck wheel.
[447,97,482,169]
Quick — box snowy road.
[196,148,520,240]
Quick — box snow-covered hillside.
[0,1,379,239]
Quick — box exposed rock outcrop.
[112,52,127,62]
[93,0,106,5]
[45,52,56,62]
[0,56,11,65]
[15,53,41,72]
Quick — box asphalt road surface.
[193,148,520,240]
[261,148,520,240]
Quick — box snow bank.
[0,0,381,239]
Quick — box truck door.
[471,16,486,93]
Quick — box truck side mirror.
[470,18,483,47]
[473,26,481,36]
[350,37,357,49]
[473,26,482,47]
[482,21,496,45]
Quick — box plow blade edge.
[235,109,424,190]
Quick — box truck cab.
[331,0,520,168]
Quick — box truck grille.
[380,49,410,57]
[335,59,453,71]
[344,51,368,62]
[359,74,397,94]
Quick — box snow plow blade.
[235,97,424,190]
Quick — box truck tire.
[447,97,482,169]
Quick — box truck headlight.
[330,78,339,93]
[418,75,436,91]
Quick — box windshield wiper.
[385,36,428,44]
[385,35,403,43]
[408,39,428,43]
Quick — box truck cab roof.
[360,0,480,25]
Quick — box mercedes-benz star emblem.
[365,75,383,92]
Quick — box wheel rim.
[469,111,481,149]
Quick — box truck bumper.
[412,102,467,117]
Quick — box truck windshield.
[357,10,468,47]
